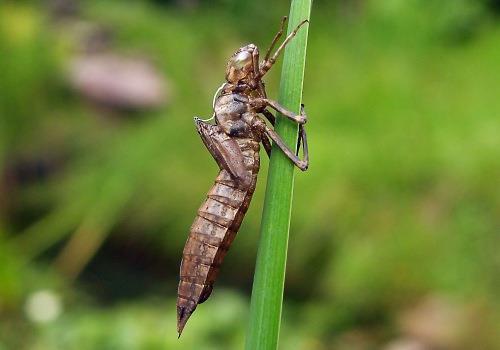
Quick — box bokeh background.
[1,0,499,349]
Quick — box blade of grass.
[245,1,312,349]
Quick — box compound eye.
[232,51,252,70]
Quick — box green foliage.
[246,1,311,349]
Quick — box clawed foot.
[297,160,308,171]
[297,104,307,124]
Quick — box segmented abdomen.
[177,138,260,334]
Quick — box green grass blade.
[245,1,312,349]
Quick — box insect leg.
[261,109,276,126]
[298,124,309,162]
[262,134,272,158]
[250,46,267,98]
[251,45,260,77]
[263,16,288,62]
[261,109,308,157]
[263,123,308,171]
[296,104,308,154]
[259,19,308,77]
[296,124,302,155]
[252,98,307,124]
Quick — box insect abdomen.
[177,143,259,334]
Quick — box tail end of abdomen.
[177,170,256,336]
[177,298,195,337]
[177,280,214,336]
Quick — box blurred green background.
[1,0,499,349]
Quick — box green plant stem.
[245,1,312,349]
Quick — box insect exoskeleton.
[177,17,309,337]
[226,44,256,83]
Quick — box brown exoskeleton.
[177,17,309,336]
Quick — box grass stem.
[245,1,312,349]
